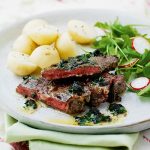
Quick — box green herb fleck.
[57,60,70,70]
[74,108,111,126]
[57,50,103,70]
[24,100,37,109]
[92,76,107,86]
[109,103,127,115]
[89,49,103,57]
[69,81,84,95]
[23,75,30,80]
[31,92,36,99]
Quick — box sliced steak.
[16,77,91,114]
[88,73,126,107]
[87,74,113,107]
[102,73,126,102]
[42,55,118,80]
[16,74,126,114]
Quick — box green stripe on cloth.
[5,115,139,150]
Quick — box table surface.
[0,0,150,149]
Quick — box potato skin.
[7,52,37,76]
[30,45,60,68]
[56,32,77,59]
[68,20,95,44]
[13,35,37,55]
[28,24,58,45]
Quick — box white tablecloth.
[0,0,149,149]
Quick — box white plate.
[0,9,150,134]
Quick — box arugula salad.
[93,19,150,97]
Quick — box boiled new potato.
[30,45,60,68]
[68,20,95,44]
[7,51,37,76]
[23,19,48,35]
[56,32,77,59]
[28,24,58,45]
[13,35,37,55]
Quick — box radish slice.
[130,77,150,90]
[132,37,150,54]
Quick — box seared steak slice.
[87,74,112,107]
[16,74,126,113]
[102,73,126,102]
[16,77,91,114]
[88,73,126,107]
[42,55,118,80]
[113,75,126,94]
[88,85,110,107]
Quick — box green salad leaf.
[93,19,150,97]
[138,50,150,65]
[138,84,150,96]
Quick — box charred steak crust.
[42,55,119,80]
[87,75,112,107]
[16,73,126,114]
[16,77,91,114]
[102,73,126,103]
[88,73,126,107]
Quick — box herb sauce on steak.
[42,51,119,80]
